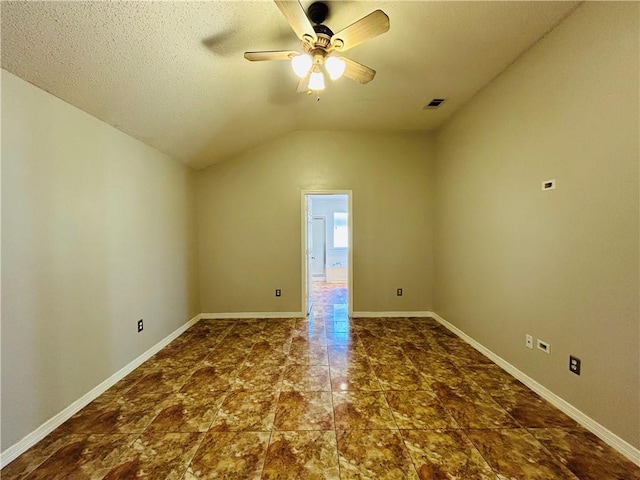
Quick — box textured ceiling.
[1,1,580,169]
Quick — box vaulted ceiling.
[1,1,580,169]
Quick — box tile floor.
[3,281,639,479]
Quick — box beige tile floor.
[3,282,639,479]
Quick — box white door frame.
[301,190,353,317]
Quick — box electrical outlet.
[537,339,550,354]
[275,289,281,297]
[525,334,533,349]
[137,319,143,333]
[569,355,581,375]
[397,288,403,296]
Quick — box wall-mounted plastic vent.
[424,98,446,109]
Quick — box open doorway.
[302,191,352,320]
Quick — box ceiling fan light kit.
[291,54,312,77]
[325,56,346,80]
[308,70,326,90]
[244,0,390,95]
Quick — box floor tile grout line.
[386,318,437,479]
[322,302,342,480]
[153,323,249,479]
[461,427,575,480]
[4,444,56,479]
[258,317,293,480]
[414,312,508,469]
[176,432,208,480]
[454,428,502,479]
[6,431,142,480]
[521,427,584,480]
[258,396,278,479]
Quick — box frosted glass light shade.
[291,54,312,78]
[308,71,325,90]
[325,56,346,80]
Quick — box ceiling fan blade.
[274,0,317,44]
[342,57,376,84]
[244,50,298,61]
[330,10,390,52]
[296,73,311,94]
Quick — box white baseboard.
[351,311,432,318]
[200,312,304,319]
[429,311,640,466]
[0,314,202,468]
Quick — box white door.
[312,217,326,277]
[306,196,314,315]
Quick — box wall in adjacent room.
[309,195,349,271]
[433,2,639,447]
[196,130,434,314]
[1,70,200,451]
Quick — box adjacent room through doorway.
[303,193,351,331]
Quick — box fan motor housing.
[308,2,329,24]
[303,34,331,52]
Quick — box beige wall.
[433,2,639,448]
[1,70,200,451]
[196,130,434,314]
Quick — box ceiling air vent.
[424,98,446,109]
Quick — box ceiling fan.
[244,1,390,94]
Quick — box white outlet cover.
[526,335,534,349]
